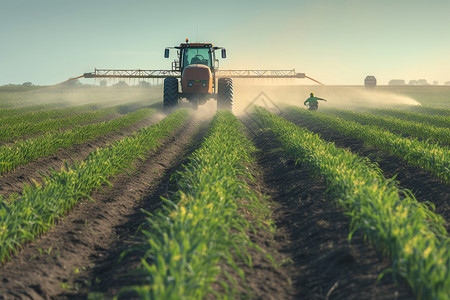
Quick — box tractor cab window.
[181,48,212,68]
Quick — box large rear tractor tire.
[163,77,179,112]
[217,78,233,111]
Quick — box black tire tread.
[217,78,233,111]
[163,77,179,110]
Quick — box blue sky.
[1,0,449,85]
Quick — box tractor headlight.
[188,82,193,87]
[202,82,207,87]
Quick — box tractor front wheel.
[163,77,179,112]
[217,78,233,111]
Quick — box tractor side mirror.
[164,48,170,58]
[221,49,226,58]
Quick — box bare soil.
[0,113,208,299]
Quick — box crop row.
[286,106,450,184]
[368,108,450,129]
[407,105,450,117]
[0,108,155,176]
[125,111,270,299]
[0,109,190,263]
[0,103,104,126]
[255,107,449,300]
[323,108,450,146]
[0,102,69,119]
[0,106,119,142]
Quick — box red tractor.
[163,39,232,111]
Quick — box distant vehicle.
[364,76,377,88]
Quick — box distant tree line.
[389,79,450,86]
[2,79,157,88]
[1,82,34,87]
[98,80,153,87]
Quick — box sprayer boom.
[217,69,305,78]
[83,69,305,79]
[83,69,180,79]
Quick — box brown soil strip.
[245,126,414,299]
[0,112,209,299]
[210,163,294,299]
[0,112,165,199]
[284,112,450,231]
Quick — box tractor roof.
[177,43,214,49]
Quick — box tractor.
[163,39,232,111]
[82,39,317,110]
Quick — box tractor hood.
[181,64,213,94]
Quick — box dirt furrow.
[283,112,449,230]
[245,123,413,299]
[0,112,165,199]
[0,113,210,300]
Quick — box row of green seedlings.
[0,103,103,126]
[368,107,450,129]
[286,106,450,184]
[322,108,450,146]
[0,106,120,142]
[0,109,190,263]
[123,110,272,299]
[0,108,155,176]
[1,98,155,126]
[0,99,156,142]
[255,107,449,300]
[405,105,450,117]
[0,102,69,119]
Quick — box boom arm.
[216,69,305,78]
[83,68,305,79]
[83,69,180,79]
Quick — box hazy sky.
[1,0,449,86]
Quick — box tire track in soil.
[284,112,449,231]
[245,121,413,300]
[0,112,165,199]
[0,113,210,300]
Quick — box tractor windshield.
[181,48,212,69]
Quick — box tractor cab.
[180,44,213,69]
[164,40,226,73]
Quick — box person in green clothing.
[304,92,327,111]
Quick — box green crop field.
[0,85,448,299]
[375,86,450,108]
